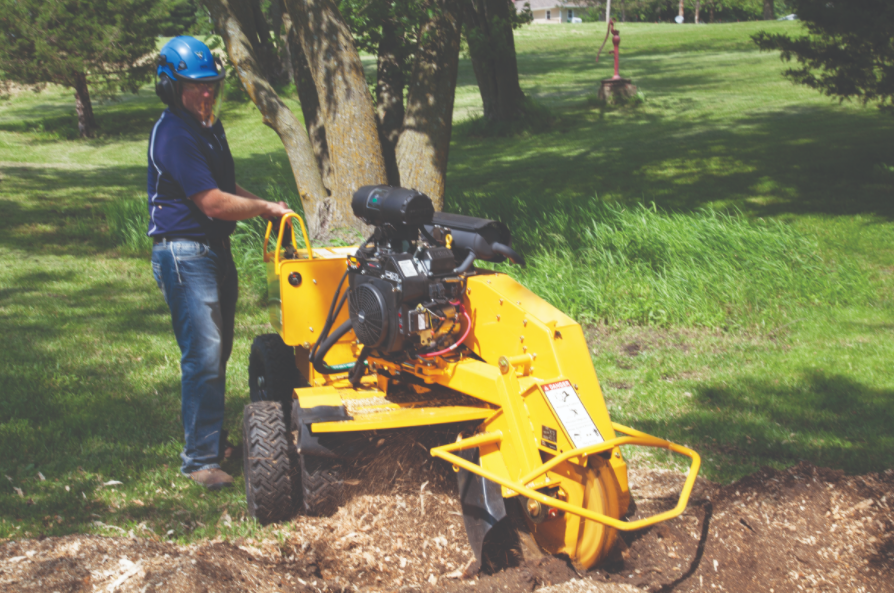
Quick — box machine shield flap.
[456,447,507,564]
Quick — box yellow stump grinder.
[242,185,700,569]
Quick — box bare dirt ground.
[1,444,891,593]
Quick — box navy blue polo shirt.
[146,108,237,240]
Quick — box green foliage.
[451,194,873,329]
[338,0,425,81]
[0,0,170,95]
[157,0,199,36]
[582,0,765,23]
[104,195,154,254]
[753,0,894,112]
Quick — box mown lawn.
[0,21,892,543]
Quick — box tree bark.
[285,10,333,192]
[395,0,463,210]
[464,0,525,123]
[269,0,294,84]
[283,0,387,232]
[763,0,774,20]
[376,17,405,187]
[202,0,330,237]
[694,0,700,24]
[678,0,684,20]
[73,71,96,138]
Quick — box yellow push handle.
[263,212,313,265]
[431,422,701,532]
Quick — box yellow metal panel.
[462,274,617,445]
[278,257,352,347]
[297,386,344,409]
[312,405,493,432]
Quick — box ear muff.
[155,72,178,107]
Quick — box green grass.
[1,21,893,542]
[457,195,875,328]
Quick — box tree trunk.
[620,0,626,22]
[283,0,387,232]
[376,17,405,187]
[285,10,333,192]
[694,0,700,24]
[464,0,525,123]
[73,72,97,138]
[678,0,684,20]
[605,0,611,22]
[202,0,330,237]
[709,1,715,23]
[395,0,463,210]
[268,0,293,84]
[763,0,774,20]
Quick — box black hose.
[454,251,477,274]
[312,319,354,375]
[349,345,371,388]
[310,269,349,362]
[492,242,526,267]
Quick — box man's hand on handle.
[190,188,293,222]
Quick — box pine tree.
[753,0,894,113]
[0,0,170,137]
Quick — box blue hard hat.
[157,36,224,82]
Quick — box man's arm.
[234,183,264,201]
[190,188,292,221]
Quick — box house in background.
[515,0,591,23]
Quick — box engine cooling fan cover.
[349,283,389,348]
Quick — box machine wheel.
[523,462,623,569]
[248,334,303,404]
[243,401,293,524]
[297,441,347,516]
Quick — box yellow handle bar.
[430,422,701,532]
[263,212,313,264]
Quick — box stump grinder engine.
[242,185,700,570]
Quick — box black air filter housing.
[352,185,434,228]
[425,212,514,264]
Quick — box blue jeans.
[151,238,238,475]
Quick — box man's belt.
[153,235,230,248]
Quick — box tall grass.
[450,192,874,329]
[107,189,873,328]
[103,184,305,297]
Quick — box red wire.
[422,305,471,358]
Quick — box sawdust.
[1,461,891,592]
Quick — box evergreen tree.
[754,0,894,113]
[0,0,169,137]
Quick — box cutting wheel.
[525,461,624,569]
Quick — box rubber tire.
[248,334,302,404]
[299,452,345,516]
[243,401,293,524]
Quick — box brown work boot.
[188,468,234,491]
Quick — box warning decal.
[541,380,604,449]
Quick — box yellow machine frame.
[265,214,700,568]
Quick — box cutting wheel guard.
[431,422,701,531]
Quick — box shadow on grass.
[447,103,894,220]
[0,91,163,142]
[634,370,894,482]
